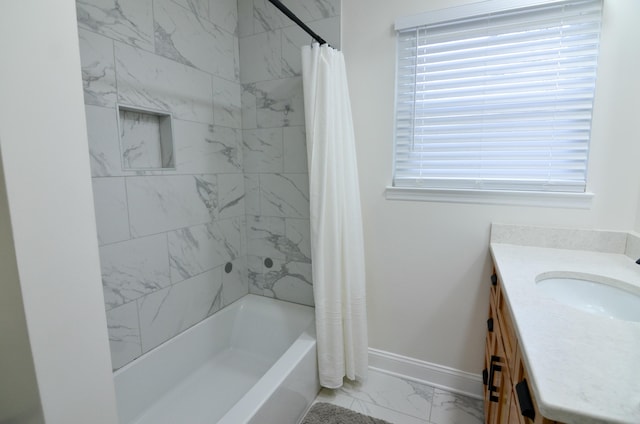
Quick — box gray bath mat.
[301,402,392,424]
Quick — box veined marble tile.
[126,175,217,236]
[115,42,214,124]
[244,174,261,216]
[239,30,282,83]
[92,177,130,245]
[283,126,308,173]
[119,109,164,169]
[106,301,142,370]
[315,390,429,424]
[314,369,484,424]
[265,259,314,306]
[222,257,248,306]
[209,0,238,35]
[248,216,310,262]
[242,128,284,173]
[253,0,290,32]
[238,215,248,257]
[239,215,249,256]
[231,30,243,83]
[217,174,245,219]
[338,371,434,420]
[429,388,483,424]
[260,173,310,218]
[168,218,242,283]
[253,78,305,128]
[211,125,243,169]
[84,105,123,177]
[212,76,242,129]
[234,36,241,83]
[237,0,254,37]
[154,0,237,81]
[281,16,340,77]
[171,0,210,18]
[76,0,154,51]
[241,85,258,129]
[253,0,340,33]
[233,28,240,83]
[78,28,117,107]
[100,234,171,309]
[173,120,242,174]
[285,218,311,262]
[288,0,340,21]
[247,215,286,259]
[138,268,223,352]
[247,255,266,295]
[280,25,305,78]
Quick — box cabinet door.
[495,273,518,376]
[488,264,562,424]
[512,346,557,424]
[484,341,492,423]
[486,352,506,424]
[484,297,498,423]
[508,389,525,424]
[485,312,511,423]
[495,333,511,424]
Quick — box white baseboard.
[368,348,483,400]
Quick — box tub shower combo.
[79,0,355,422]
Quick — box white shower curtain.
[301,44,368,389]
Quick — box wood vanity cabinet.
[483,268,561,424]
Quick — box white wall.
[636,193,640,233]
[636,183,640,233]
[0,1,118,422]
[342,0,640,374]
[0,155,43,424]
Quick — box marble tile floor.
[311,369,484,424]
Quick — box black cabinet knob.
[491,273,498,286]
[516,379,536,420]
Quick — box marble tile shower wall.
[238,0,340,306]
[77,0,247,369]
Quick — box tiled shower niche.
[118,105,175,170]
[77,0,340,371]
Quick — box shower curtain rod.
[267,0,328,45]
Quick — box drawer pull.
[488,355,501,402]
[482,368,488,385]
[516,379,536,420]
[487,317,494,332]
[491,273,498,286]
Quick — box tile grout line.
[320,389,431,423]
[314,369,484,424]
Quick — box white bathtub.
[113,294,319,424]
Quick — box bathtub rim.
[112,294,313,378]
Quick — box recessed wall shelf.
[117,104,175,170]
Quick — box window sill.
[385,186,594,209]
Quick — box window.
[392,0,603,198]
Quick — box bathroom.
[1,0,639,423]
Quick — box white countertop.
[490,242,640,424]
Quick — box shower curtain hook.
[310,38,331,49]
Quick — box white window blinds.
[393,0,603,192]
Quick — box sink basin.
[536,274,640,322]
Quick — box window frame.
[387,0,601,208]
